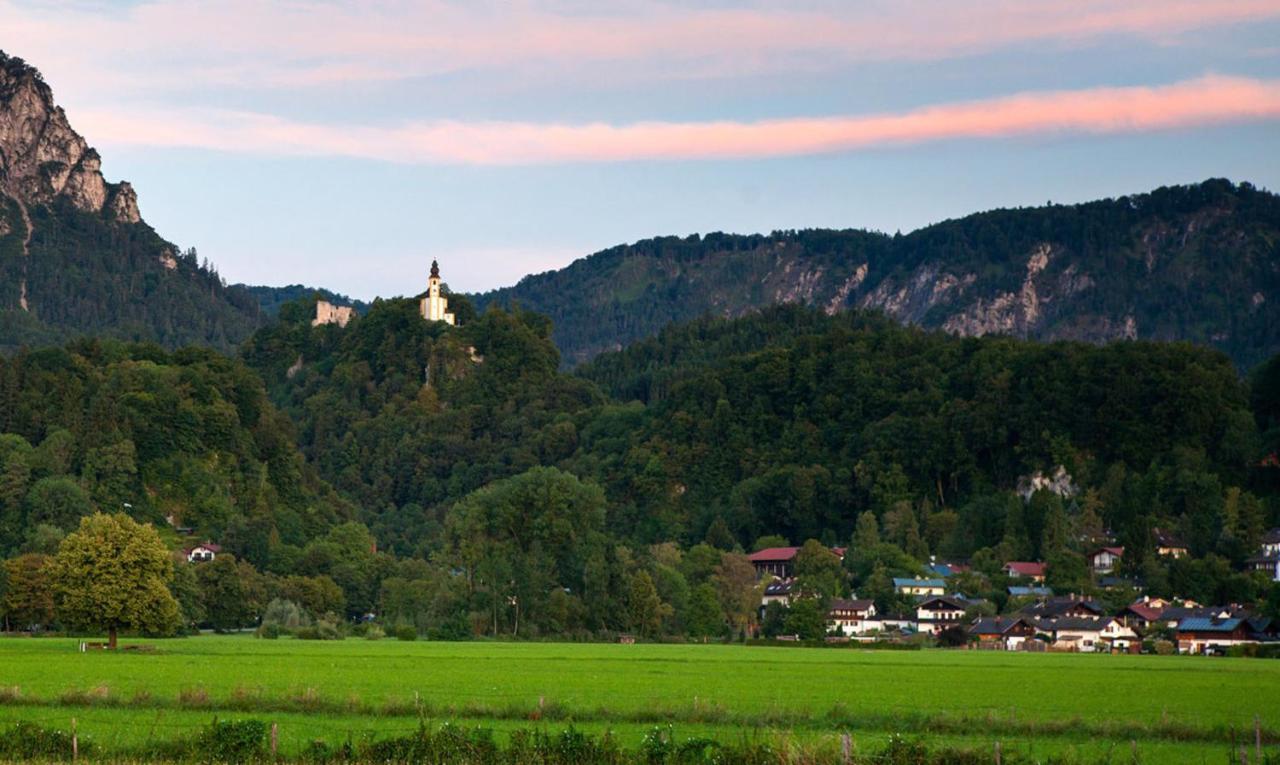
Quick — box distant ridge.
[475,179,1280,369]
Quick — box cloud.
[75,75,1280,165]
[3,0,1277,96]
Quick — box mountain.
[237,284,370,318]
[474,179,1280,369]
[0,51,264,352]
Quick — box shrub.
[255,623,281,640]
[1153,639,1176,655]
[0,721,89,760]
[315,615,344,641]
[365,625,385,641]
[395,624,417,641]
[260,598,311,634]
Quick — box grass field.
[0,635,1275,762]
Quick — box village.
[750,527,1280,655]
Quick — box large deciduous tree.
[47,513,180,648]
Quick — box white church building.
[420,259,456,325]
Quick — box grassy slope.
[0,636,1273,763]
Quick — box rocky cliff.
[0,51,261,351]
[475,179,1280,369]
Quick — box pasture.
[0,636,1275,762]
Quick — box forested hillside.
[246,299,1278,584]
[0,52,263,351]
[475,179,1280,369]
[0,340,352,560]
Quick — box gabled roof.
[1089,546,1125,558]
[185,542,221,554]
[970,616,1035,635]
[828,598,874,613]
[1008,586,1053,597]
[916,595,971,610]
[1262,527,1280,545]
[1177,617,1244,633]
[893,577,945,588]
[1038,616,1117,632]
[748,546,846,563]
[1003,561,1045,577]
[1120,603,1163,622]
[1152,527,1187,548]
[1020,597,1104,618]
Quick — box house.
[1117,601,1164,630]
[860,612,916,634]
[915,595,977,635]
[1002,561,1046,582]
[1097,575,1139,590]
[1175,617,1255,654]
[1247,552,1280,582]
[969,616,1037,650]
[1159,605,1236,630]
[748,547,845,580]
[1088,546,1124,574]
[185,542,220,563]
[1036,616,1136,653]
[893,577,945,597]
[1019,596,1104,620]
[1007,585,1053,598]
[1152,528,1188,558]
[1261,528,1280,557]
[926,561,968,578]
[827,598,877,636]
[761,579,795,608]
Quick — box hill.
[474,180,1280,368]
[0,51,264,352]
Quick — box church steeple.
[420,259,456,325]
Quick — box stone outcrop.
[0,53,141,221]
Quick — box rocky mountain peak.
[0,50,139,224]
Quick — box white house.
[827,598,877,636]
[893,577,945,597]
[1087,546,1124,574]
[914,595,975,635]
[185,542,220,563]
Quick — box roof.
[748,546,846,563]
[763,581,794,596]
[1262,527,1280,544]
[1152,527,1187,548]
[1020,598,1104,618]
[828,598,874,612]
[970,616,1034,635]
[917,595,971,610]
[1003,561,1045,577]
[186,542,221,553]
[1038,616,1116,632]
[1008,586,1053,597]
[1121,603,1163,622]
[1177,617,1244,633]
[893,577,945,588]
[1090,546,1125,558]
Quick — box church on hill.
[420,260,456,326]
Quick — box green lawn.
[0,635,1274,762]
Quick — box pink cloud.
[3,0,1277,96]
[75,75,1280,165]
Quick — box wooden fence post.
[994,740,1001,765]
[1255,715,1262,762]
[71,717,78,762]
[271,722,278,756]
[840,733,851,765]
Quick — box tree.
[3,553,53,630]
[24,477,94,531]
[47,513,180,648]
[685,583,725,639]
[712,553,759,636]
[853,511,881,550]
[783,597,828,640]
[628,570,668,637]
[793,539,845,599]
[197,555,255,632]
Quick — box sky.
[3,1,1280,298]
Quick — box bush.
[315,615,345,641]
[0,721,89,760]
[255,623,281,640]
[395,624,417,641]
[260,598,311,634]
[197,719,266,762]
[1153,639,1176,655]
[365,625,385,641]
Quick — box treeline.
[0,338,351,560]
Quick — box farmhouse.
[1117,601,1164,630]
[761,579,794,607]
[1002,561,1045,582]
[1175,617,1254,654]
[1036,616,1136,653]
[1152,528,1188,558]
[1019,596,1103,620]
[893,577,945,596]
[185,542,220,563]
[1088,546,1124,574]
[827,598,877,636]
[915,595,977,635]
[969,616,1037,650]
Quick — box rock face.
[0,56,136,220]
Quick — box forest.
[1,288,1279,638]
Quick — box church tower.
[420,259,456,325]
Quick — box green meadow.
[0,635,1276,762]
